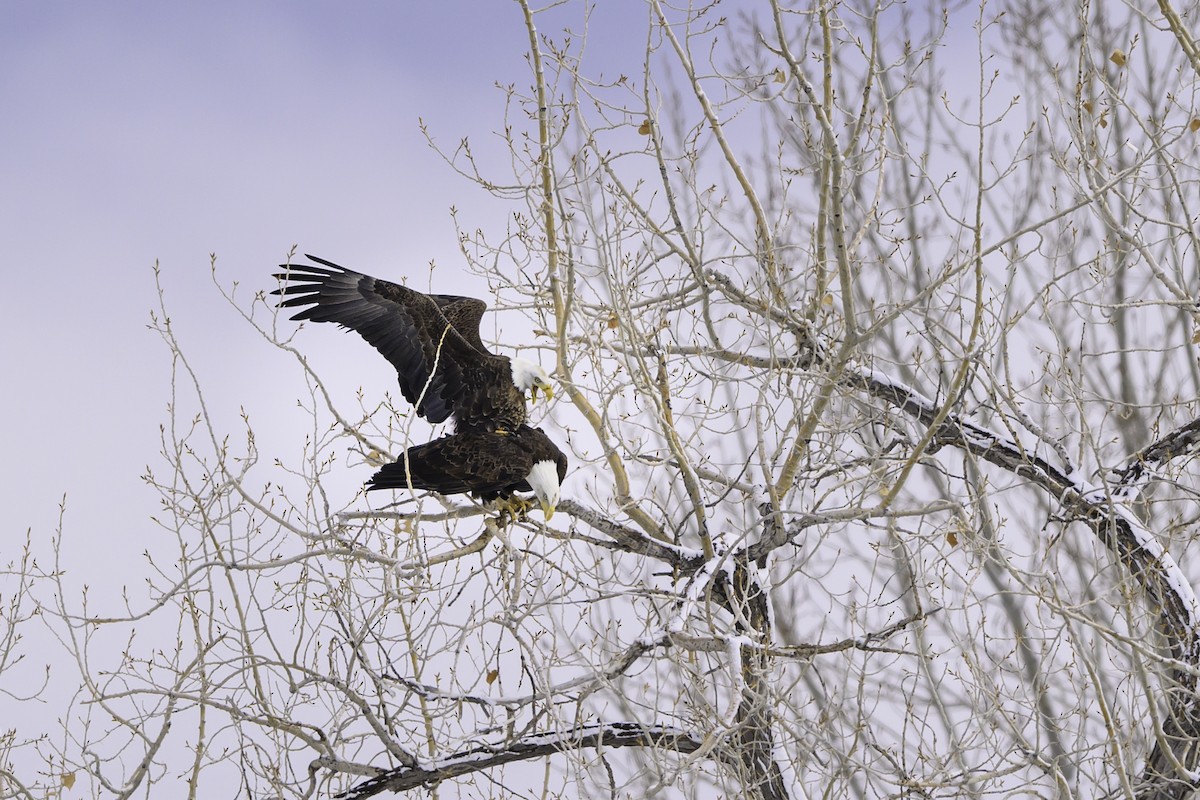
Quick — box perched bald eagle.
[367,426,567,519]
[272,255,552,433]
[273,255,567,520]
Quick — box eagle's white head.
[510,357,554,403]
[526,459,561,521]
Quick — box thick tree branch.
[336,723,709,798]
[849,367,1200,796]
[1113,416,1200,495]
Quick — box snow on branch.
[335,723,709,798]
[850,367,1200,649]
[1112,416,1200,498]
[852,360,1200,791]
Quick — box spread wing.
[429,295,490,354]
[366,432,534,496]
[272,255,513,426]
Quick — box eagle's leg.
[494,495,533,525]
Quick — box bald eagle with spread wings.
[272,255,566,519]
[273,254,552,433]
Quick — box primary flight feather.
[272,255,552,433]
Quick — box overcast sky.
[0,2,1015,793]
[1,0,976,583]
[1,2,623,579]
[0,6,677,788]
[0,0,986,623]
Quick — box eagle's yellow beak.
[532,384,554,403]
[541,500,555,522]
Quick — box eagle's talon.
[494,495,533,526]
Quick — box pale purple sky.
[0,5,662,785]
[0,0,997,619]
[2,0,976,573]
[1,2,642,573]
[0,1,1013,792]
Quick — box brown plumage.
[367,426,567,517]
[272,255,545,433]
[273,255,566,515]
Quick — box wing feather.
[429,295,490,354]
[273,256,514,426]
